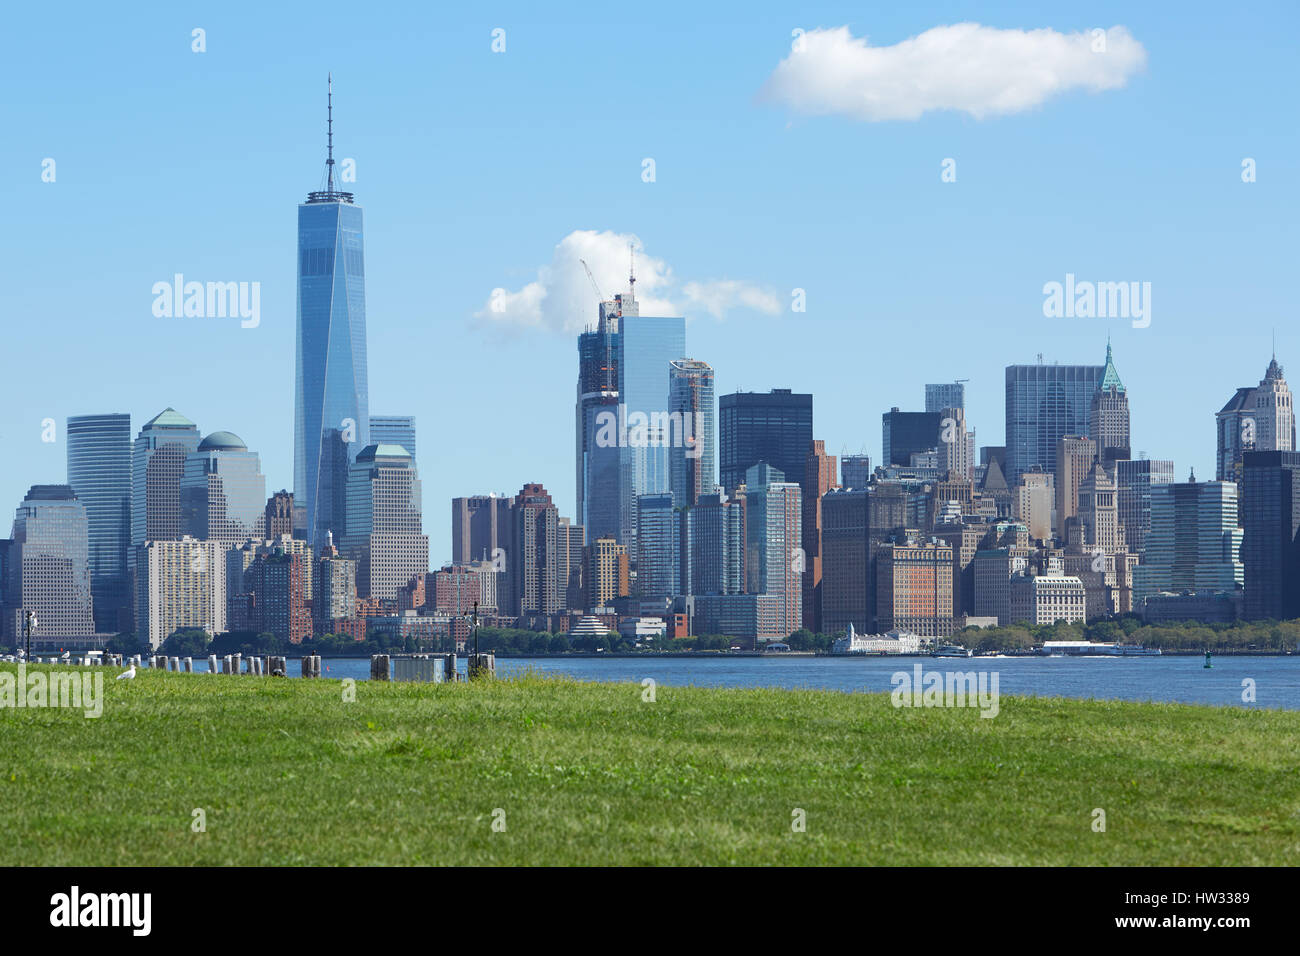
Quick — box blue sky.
[2,1,1296,563]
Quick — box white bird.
[116,663,137,681]
[60,650,70,661]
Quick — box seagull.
[116,663,137,681]
[60,650,70,661]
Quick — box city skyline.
[3,4,1298,568]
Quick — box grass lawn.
[1,664,1297,865]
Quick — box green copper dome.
[1099,341,1125,393]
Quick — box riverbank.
[1,665,1295,865]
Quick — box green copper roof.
[143,406,196,429]
[357,442,412,461]
[1100,341,1125,393]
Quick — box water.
[169,654,1300,710]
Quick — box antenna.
[326,74,335,191]
[629,243,636,293]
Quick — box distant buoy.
[1203,651,1212,670]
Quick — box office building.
[66,413,132,633]
[719,389,813,495]
[131,408,201,551]
[180,431,267,546]
[508,483,561,616]
[342,444,428,601]
[668,358,716,508]
[925,382,966,414]
[875,540,955,638]
[295,79,370,546]
[882,408,941,468]
[801,440,837,633]
[1009,572,1087,626]
[635,492,680,600]
[5,485,95,645]
[369,416,416,460]
[1089,342,1131,468]
[1115,459,1175,557]
[687,489,745,597]
[265,490,295,538]
[1133,478,1244,608]
[1055,435,1097,536]
[1241,450,1300,620]
[575,292,629,547]
[841,454,871,489]
[1004,360,1106,486]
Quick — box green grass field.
[1,665,1297,865]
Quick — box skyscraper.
[135,536,226,649]
[1133,479,1243,608]
[1089,342,1131,468]
[6,485,95,645]
[718,389,813,494]
[801,440,837,633]
[668,358,716,508]
[508,483,561,617]
[743,463,802,638]
[1241,450,1300,620]
[576,293,628,546]
[295,77,370,547]
[1250,356,1295,454]
[131,408,201,558]
[687,489,745,597]
[1115,458,1175,557]
[1004,359,1106,486]
[925,382,965,414]
[881,408,942,468]
[618,306,686,553]
[369,416,416,460]
[66,413,131,633]
[342,443,427,601]
[635,492,680,600]
[841,454,872,488]
[180,431,267,546]
[1056,435,1098,536]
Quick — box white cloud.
[683,279,782,319]
[477,230,779,332]
[762,23,1146,122]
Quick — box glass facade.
[1116,458,1175,558]
[180,432,267,546]
[881,409,942,467]
[1133,480,1243,605]
[617,314,686,554]
[668,359,716,508]
[131,408,201,548]
[718,389,813,494]
[1004,363,1105,486]
[9,485,95,640]
[295,199,370,547]
[370,415,416,460]
[925,382,965,414]
[66,413,131,632]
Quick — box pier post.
[469,653,496,680]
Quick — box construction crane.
[580,259,604,303]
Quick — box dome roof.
[198,430,247,451]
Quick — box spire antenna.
[326,73,335,191]
[629,243,636,293]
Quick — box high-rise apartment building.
[687,489,745,597]
[635,492,680,600]
[265,490,295,538]
[315,533,358,636]
[508,483,561,616]
[743,463,802,638]
[295,79,370,547]
[66,413,132,633]
[557,517,586,611]
[1004,360,1106,486]
[719,389,813,495]
[801,440,837,633]
[135,535,227,649]
[586,537,630,610]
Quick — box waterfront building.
[134,535,226,649]
[1009,572,1086,626]
[315,533,358,636]
[692,593,781,646]
[1241,450,1300,620]
[875,539,955,638]
[635,492,680,601]
[744,463,802,638]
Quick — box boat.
[932,643,973,658]
[1039,641,1161,657]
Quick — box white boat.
[932,643,973,658]
[1039,641,1161,657]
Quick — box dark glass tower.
[295,76,370,546]
[718,389,813,495]
[66,413,132,632]
[1241,450,1300,620]
[1004,361,1106,487]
